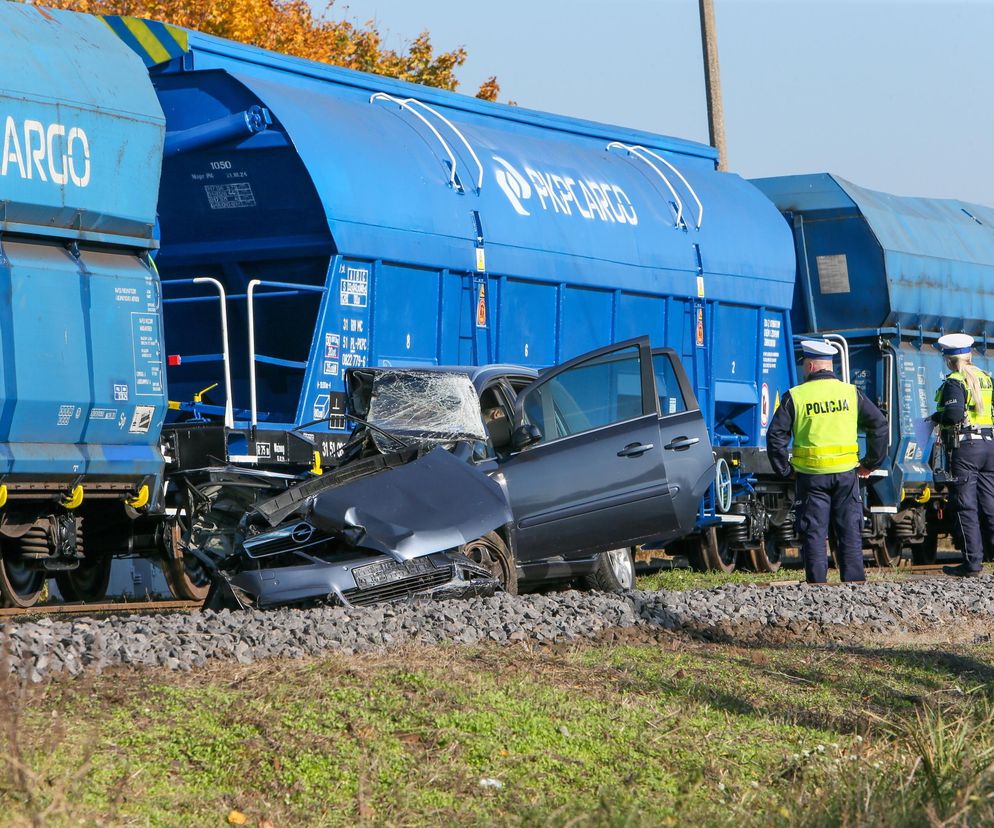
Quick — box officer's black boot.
[942,563,983,577]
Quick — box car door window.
[479,385,514,457]
[652,353,689,416]
[521,345,644,443]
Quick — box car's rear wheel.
[460,531,518,595]
[583,547,635,592]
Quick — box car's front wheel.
[584,547,636,592]
[460,531,518,595]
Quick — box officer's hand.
[856,466,873,479]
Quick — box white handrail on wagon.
[192,277,235,429]
[370,93,459,190]
[405,98,484,192]
[246,279,328,427]
[247,279,261,427]
[606,141,684,228]
[370,93,483,192]
[628,145,704,229]
[822,333,851,384]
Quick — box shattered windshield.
[366,370,487,451]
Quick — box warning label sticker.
[204,182,257,210]
[129,405,156,434]
[476,283,487,328]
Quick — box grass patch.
[3,635,994,826]
[635,561,993,592]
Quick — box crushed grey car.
[204,337,715,610]
[205,370,516,609]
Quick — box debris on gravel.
[3,576,993,682]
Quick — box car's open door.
[495,337,678,564]
[651,347,715,538]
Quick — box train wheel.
[688,526,736,573]
[162,555,211,602]
[873,536,908,568]
[749,534,783,574]
[55,555,112,603]
[0,550,45,608]
[160,518,211,601]
[910,534,938,566]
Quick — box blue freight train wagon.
[103,16,800,577]
[755,173,994,566]
[0,5,170,607]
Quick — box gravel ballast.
[3,576,994,682]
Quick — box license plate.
[352,557,435,589]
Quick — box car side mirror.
[511,423,542,452]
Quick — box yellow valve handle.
[916,487,932,504]
[900,487,906,502]
[126,484,150,510]
[61,485,84,510]
[310,451,323,476]
[193,382,219,403]
[0,484,7,508]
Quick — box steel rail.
[0,599,202,619]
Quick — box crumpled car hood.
[306,447,512,561]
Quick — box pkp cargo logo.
[2,117,91,188]
[490,154,638,226]
[493,156,533,216]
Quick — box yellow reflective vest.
[935,370,994,428]
[789,378,859,474]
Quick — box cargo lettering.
[804,399,851,415]
[493,155,637,225]
[1,117,90,188]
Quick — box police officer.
[766,340,888,583]
[933,333,994,577]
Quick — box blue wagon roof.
[106,16,796,310]
[754,173,994,332]
[0,5,164,246]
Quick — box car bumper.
[205,549,500,610]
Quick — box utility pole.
[698,0,727,170]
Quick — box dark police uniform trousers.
[794,469,864,583]
[767,370,887,584]
[949,434,994,571]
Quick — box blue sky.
[329,0,994,205]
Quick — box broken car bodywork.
[206,371,514,610]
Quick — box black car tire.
[583,547,636,592]
[460,531,518,595]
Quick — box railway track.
[1,563,968,618]
[0,599,202,619]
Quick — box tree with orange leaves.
[23,0,500,100]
